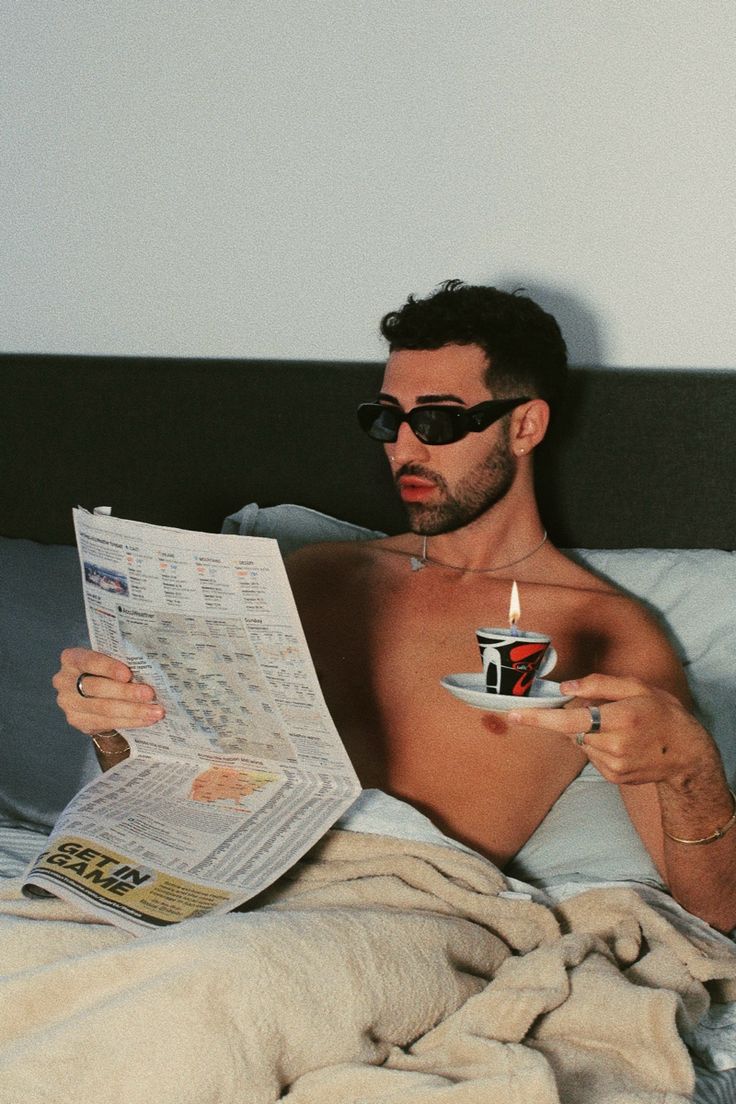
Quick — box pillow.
[569,548,736,785]
[0,538,98,830]
[508,761,664,888]
[221,502,385,556]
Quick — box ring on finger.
[586,705,602,734]
[575,703,603,746]
[76,672,94,699]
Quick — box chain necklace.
[409,530,548,573]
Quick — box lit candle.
[508,580,521,636]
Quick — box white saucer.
[440,673,573,712]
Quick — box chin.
[408,498,509,537]
[406,506,462,537]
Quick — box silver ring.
[575,732,587,747]
[587,705,602,734]
[76,672,92,698]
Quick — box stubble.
[398,437,516,536]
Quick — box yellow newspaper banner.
[29,836,233,926]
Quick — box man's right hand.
[53,647,165,736]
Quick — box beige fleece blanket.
[0,830,734,1104]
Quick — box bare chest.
[302,568,600,862]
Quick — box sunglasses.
[357,396,530,446]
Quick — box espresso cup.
[476,627,557,697]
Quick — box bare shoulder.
[548,550,688,697]
[284,539,385,601]
[534,546,618,593]
[285,538,379,576]
[284,539,393,641]
[545,547,670,632]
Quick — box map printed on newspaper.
[23,509,361,934]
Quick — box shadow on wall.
[494,275,606,367]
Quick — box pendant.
[410,556,426,572]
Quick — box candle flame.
[509,580,521,627]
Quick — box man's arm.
[608,698,736,933]
[510,606,736,933]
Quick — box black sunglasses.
[357,396,531,446]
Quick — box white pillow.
[569,548,736,784]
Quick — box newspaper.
[23,509,361,934]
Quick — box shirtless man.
[54,281,736,932]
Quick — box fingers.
[506,673,654,738]
[59,647,135,684]
[507,701,599,738]
[508,695,633,769]
[53,648,165,736]
[508,672,673,743]
[509,676,712,787]
[75,671,157,704]
[559,673,653,702]
[507,700,634,783]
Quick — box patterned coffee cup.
[476,627,557,697]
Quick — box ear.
[509,399,550,456]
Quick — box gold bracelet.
[664,788,736,845]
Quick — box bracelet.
[91,731,130,759]
[664,788,736,845]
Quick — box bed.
[1,353,735,1102]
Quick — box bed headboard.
[2,353,734,549]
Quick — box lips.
[397,475,437,502]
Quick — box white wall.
[3,0,734,367]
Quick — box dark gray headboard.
[2,353,734,549]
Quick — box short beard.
[400,439,516,536]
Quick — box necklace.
[409,530,548,573]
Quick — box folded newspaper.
[23,509,361,934]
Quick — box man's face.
[379,343,516,535]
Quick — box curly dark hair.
[380,280,568,412]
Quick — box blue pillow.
[222,502,385,556]
[0,538,98,829]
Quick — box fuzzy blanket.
[0,830,735,1104]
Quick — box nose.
[386,421,431,468]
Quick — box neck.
[418,498,546,574]
[419,526,548,575]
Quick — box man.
[54,281,736,932]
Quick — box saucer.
[440,673,573,712]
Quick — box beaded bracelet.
[664,788,736,845]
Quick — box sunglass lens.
[360,405,400,442]
[410,408,456,445]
